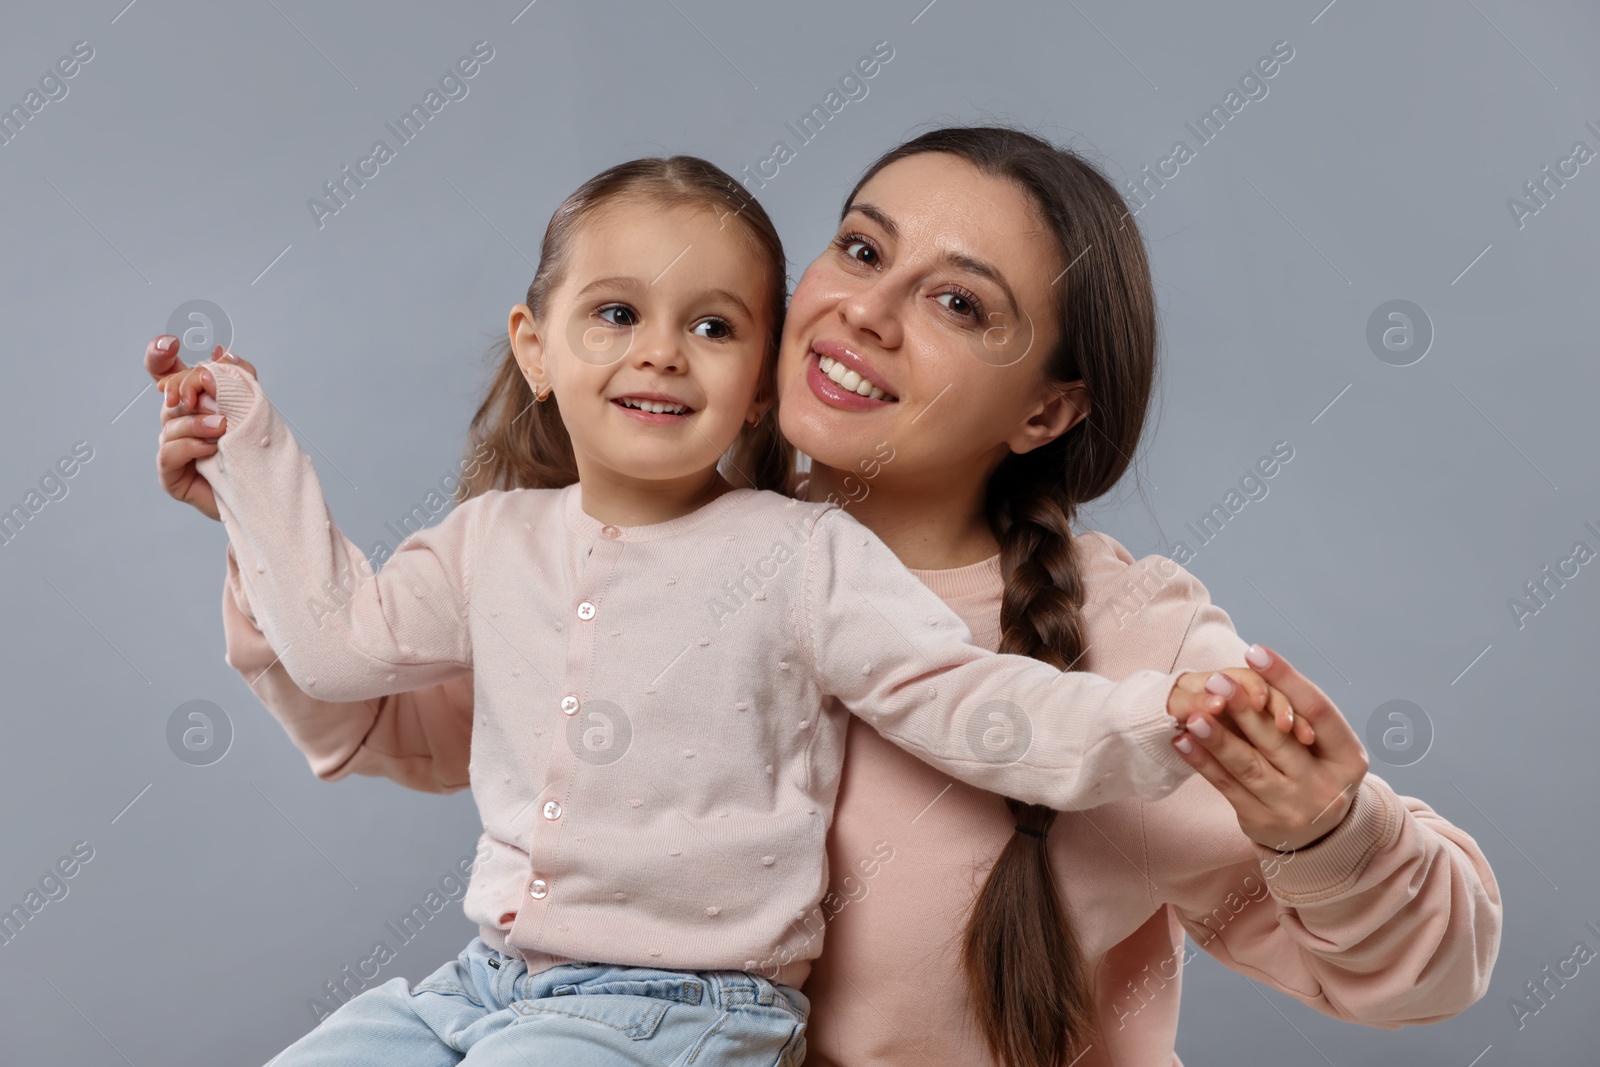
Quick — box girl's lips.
[805,351,896,412]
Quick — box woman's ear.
[508,304,551,393]
[1007,378,1091,455]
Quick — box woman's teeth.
[818,355,890,400]
[618,398,689,415]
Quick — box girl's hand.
[1171,644,1369,852]
[1169,667,1316,745]
[146,336,257,522]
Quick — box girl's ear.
[1007,378,1090,455]
[508,304,551,393]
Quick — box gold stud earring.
[535,383,552,403]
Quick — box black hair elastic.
[1014,825,1046,839]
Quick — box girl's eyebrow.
[572,275,754,319]
[574,275,646,299]
[845,201,1020,317]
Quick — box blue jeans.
[265,936,810,1066]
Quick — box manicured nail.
[156,336,173,351]
[1245,644,1270,669]
[1174,735,1194,754]
[1186,716,1213,739]
[202,414,223,428]
[199,394,218,413]
[1205,672,1234,696]
[218,349,238,363]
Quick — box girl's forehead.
[568,199,771,300]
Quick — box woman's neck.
[804,461,1000,571]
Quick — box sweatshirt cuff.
[224,541,260,628]
[1255,777,1400,904]
[209,360,262,425]
[1125,669,1195,787]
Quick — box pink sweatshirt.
[195,360,1200,992]
[211,393,1501,1066]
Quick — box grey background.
[0,0,1593,1063]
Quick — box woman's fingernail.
[1205,672,1234,696]
[199,394,218,413]
[1245,644,1271,669]
[1186,716,1213,739]
[156,336,173,351]
[1174,735,1194,754]
[202,414,223,428]
[218,349,238,363]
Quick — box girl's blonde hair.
[455,156,794,502]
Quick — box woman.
[150,126,1499,1067]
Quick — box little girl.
[159,156,1290,1066]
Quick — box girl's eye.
[691,318,734,340]
[836,234,879,267]
[935,290,983,320]
[596,304,638,327]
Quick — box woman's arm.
[192,358,478,700]
[221,542,474,793]
[1152,596,1501,1025]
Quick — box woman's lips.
[805,350,897,412]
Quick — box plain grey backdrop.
[2,0,1595,1063]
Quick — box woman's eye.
[597,304,638,327]
[842,238,878,266]
[935,292,978,318]
[691,318,733,340]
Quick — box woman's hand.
[146,335,256,522]
[1170,667,1315,745]
[1171,643,1370,852]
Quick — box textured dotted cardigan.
[195,359,1195,989]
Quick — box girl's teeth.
[839,369,862,391]
[867,386,884,399]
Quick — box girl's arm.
[1150,595,1501,1024]
[799,506,1217,810]
[221,542,474,793]
[192,359,479,701]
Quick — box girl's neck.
[804,461,1000,571]
[577,465,734,528]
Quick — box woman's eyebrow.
[843,201,898,240]
[939,250,1019,316]
[845,200,1020,316]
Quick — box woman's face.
[776,152,1079,495]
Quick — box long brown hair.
[454,155,794,502]
[843,127,1157,1066]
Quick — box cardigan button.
[560,695,580,715]
[601,525,621,539]
[577,601,597,621]
[543,800,562,821]
[529,878,548,899]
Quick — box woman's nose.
[839,285,900,348]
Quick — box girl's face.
[776,153,1081,495]
[510,199,773,489]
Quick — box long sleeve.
[1150,591,1502,1026]
[221,542,474,793]
[799,507,1193,810]
[194,360,479,702]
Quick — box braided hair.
[843,126,1157,1066]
